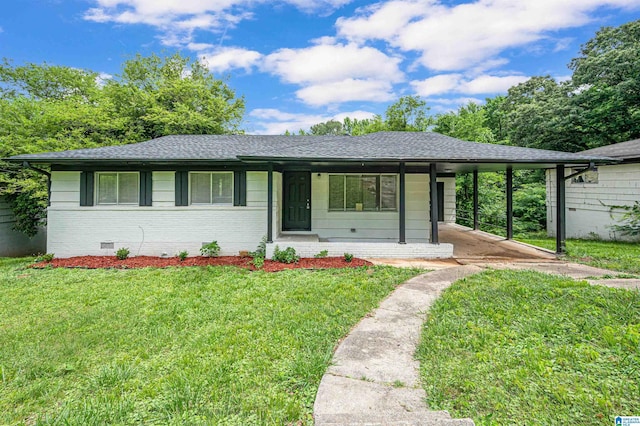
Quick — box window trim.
[571,167,599,184]
[328,174,398,212]
[189,171,234,206]
[95,172,140,206]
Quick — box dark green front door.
[283,172,311,231]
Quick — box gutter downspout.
[564,162,596,182]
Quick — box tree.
[569,19,640,147]
[106,53,244,140]
[483,96,509,142]
[433,102,495,143]
[0,53,245,235]
[309,120,343,135]
[384,95,431,131]
[500,76,588,152]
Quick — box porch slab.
[266,241,453,259]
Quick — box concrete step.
[315,411,475,425]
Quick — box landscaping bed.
[31,255,372,271]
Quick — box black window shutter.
[80,171,94,206]
[139,171,153,206]
[175,171,189,206]
[234,171,247,206]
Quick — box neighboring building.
[0,196,46,256]
[8,132,606,258]
[547,138,640,241]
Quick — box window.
[329,175,397,211]
[190,172,233,205]
[571,168,598,184]
[96,172,139,205]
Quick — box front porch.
[266,223,557,260]
[266,234,453,259]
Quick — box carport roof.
[8,131,615,172]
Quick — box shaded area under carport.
[439,223,557,262]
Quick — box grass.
[0,258,421,425]
[417,269,640,425]
[516,234,640,274]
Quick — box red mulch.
[30,255,372,272]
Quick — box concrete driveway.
[439,223,556,262]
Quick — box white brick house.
[9,131,609,257]
[547,138,640,241]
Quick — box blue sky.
[1,0,638,134]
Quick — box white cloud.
[262,42,403,84]
[187,42,215,51]
[426,96,485,113]
[200,47,262,73]
[95,72,113,86]
[412,74,529,96]
[85,0,355,47]
[410,74,462,97]
[337,0,640,71]
[295,79,395,106]
[248,108,376,134]
[260,41,403,106]
[458,75,530,94]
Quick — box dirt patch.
[30,255,372,272]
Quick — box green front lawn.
[417,269,640,425]
[0,258,421,425]
[517,235,640,274]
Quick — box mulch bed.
[30,255,372,272]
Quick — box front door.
[283,172,311,231]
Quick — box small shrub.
[314,249,329,258]
[343,252,354,263]
[252,256,265,269]
[177,250,188,261]
[36,253,54,262]
[115,247,130,260]
[272,246,299,264]
[200,241,220,257]
[250,235,267,258]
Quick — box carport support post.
[430,163,439,244]
[399,162,406,244]
[506,166,513,240]
[267,163,273,243]
[473,170,479,230]
[556,165,566,254]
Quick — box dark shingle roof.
[579,138,640,160]
[8,131,612,164]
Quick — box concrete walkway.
[313,260,640,426]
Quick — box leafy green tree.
[105,53,244,139]
[569,19,640,147]
[483,96,509,142]
[342,115,387,135]
[501,76,585,152]
[0,53,245,235]
[433,102,495,143]
[310,120,343,135]
[0,59,100,101]
[384,95,431,131]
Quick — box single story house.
[8,131,611,258]
[547,138,640,241]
